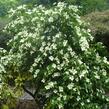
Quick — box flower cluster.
[0,2,109,109]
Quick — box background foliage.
[0,0,19,16]
[83,10,109,52]
[0,0,109,17]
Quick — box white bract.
[79,37,89,51]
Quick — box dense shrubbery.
[0,17,11,50]
[78,0,108,14]
[0,2,109,109]
[0,31,11,50]
[0,0,19,16]
[0,0,108,16]
[28,0,109,14]
[83,10,109,52]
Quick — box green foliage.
[78,0,108,14]
[0,2,109,109]
[0,17,12,49]
[0,17,9,30]
[2,104,9,109]
[83,10,109,52]
[27,0,109,15]
[0,31,11,50]
[0,0,108,16]
[0,0,18,17]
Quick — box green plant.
[83,10,109,52]
[0,0,19,17]
[0,2,109,109]
[26,0,108,15]
[79,0,108,15]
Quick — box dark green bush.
[79,0,108,15]
[0,31,11,50]
[0,17,11,49]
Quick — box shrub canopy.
[0,2,109,109]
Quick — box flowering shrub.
[0,2,109,109]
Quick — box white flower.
[63,40,67,46]
[53,89,57,93]
[59,86,63,92]
[76,18,82,25]
[81,102,84,106]
[87,99,90,103]
[17,6,24,9]
[41,79,45,83]
[33,63,37,67]
[26,43,31,47]
[95,75,100,79]
[103,57,109,64]
[52,63,56,68]
[79,70,88,78]
[67,83,74,90]
[53,73,60,77]
[59,50,63,55]
[55,57,60,64]
[58,104,63,109]
[63,95,67,100]
[60,62,65,67]
[48,17,53,22]
[57,97,61,101]
[75,26,81,36]
[40,17,44,21]
[64,12,69,19]
[43,52,47,56]
[52,44,57,49]
[34,69,40,78]
[57,2,65,8]
[65,71,69,75]
[45,82,54,90]
[45,10,51,15]
[102,70,107,76]
[69,76,74,81]
[86,78,90,83]
[42,42,46,46]
[69,5,78,12]
[79,37,89,51]
[68,46,72,51]
[71,68,77,75]
[70,51,75,57]
[49,56,54,61]
[55,33,60,38]
[77,96,81,101]
[78,59,83,64]
[73,88,77,91]
[45,46,50,51]
[39,46,44,52]
[57,65,62,70]
[64,53,69,58]
[45,85,50,90]
[47,42,51,46]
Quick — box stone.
[16,100,38,109]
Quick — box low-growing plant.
[0,2,109,109]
